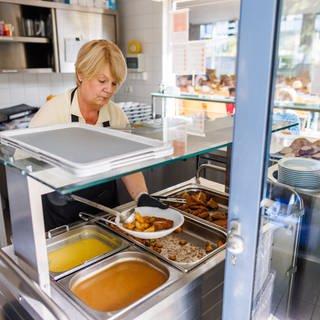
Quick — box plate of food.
[116,207,185,239]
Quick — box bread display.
[279,137,320,159]
[289,137,311,151]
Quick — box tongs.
[71,194,135,224]
[152,195,187,204]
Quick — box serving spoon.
[70,194,136,224]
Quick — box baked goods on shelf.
[279,137,320,160]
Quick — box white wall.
[188,2,240,24]
[0,0,163,109]
[115,0,163,104]
[0,73,75,109]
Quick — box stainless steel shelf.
[0,68,53,73]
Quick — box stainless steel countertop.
[1,178,226,320]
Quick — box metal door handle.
[226,219,244,255]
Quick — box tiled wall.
[114,0,163,105]
[0,0,162,109]
[0,73,75,109]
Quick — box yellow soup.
[48,238,112,273]
[71,260,167,311]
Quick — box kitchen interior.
[0,0,320,319]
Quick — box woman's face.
[79,64,118,108]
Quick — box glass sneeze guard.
[151,92,235,103]
[0,118,297,194]
[153,93,320,112]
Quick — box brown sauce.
[71,260,167,311]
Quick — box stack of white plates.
[278,157,320,190]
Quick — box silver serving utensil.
[152,195,187,204]
[71,194,135,224]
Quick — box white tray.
[0,123,173,177]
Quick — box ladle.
[70,194,136,224]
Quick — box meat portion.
[212,219,228,228]
[153,219,174,231]
[168,191,228,228]
[207,198,219,209]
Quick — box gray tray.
[0,123,173,177]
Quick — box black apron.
[42,88,118,231]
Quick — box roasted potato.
[122,211,174,233]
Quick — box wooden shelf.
[0,36,50,44]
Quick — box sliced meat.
[213,219,228,228]
[207,198,219,209]
[190,194,207,206]
[153,219,174,231]
[210,212,226,220]
[198,211,209,219]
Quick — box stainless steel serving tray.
[160,183,229,230]
[57,247,182,320]
[99,214,226,273]
[0,123,173,177]
[47,224,129,280]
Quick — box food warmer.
[0,124,230,320]
[0,119,297,319]
[0,178,227,320]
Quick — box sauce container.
[57,248,182,319]
[47,224,129,280]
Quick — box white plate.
[278,157,320,189]
[278,157,320,172]
[116,206,184,239]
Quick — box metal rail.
[196,163,226,184]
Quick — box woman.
[30,39,164,231]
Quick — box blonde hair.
[75,39,127,88]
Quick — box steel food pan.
[105,214,226,272]
[47,224,129,280]
[57,247,182,320]
[161,184,229,230]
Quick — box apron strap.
[71,114,79,122]
[70,87,77,104]
[70,87,79,122]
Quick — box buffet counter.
[0,178,227,320]
[0,119,298,319]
